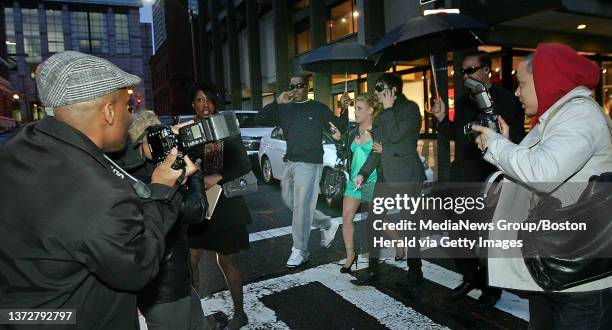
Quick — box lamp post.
[144,0,199,81]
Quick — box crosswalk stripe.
[199,262,449,330]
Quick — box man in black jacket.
[351,74,426,288]
[0,51,196,329]
[256,75,348,268]
[432,50,525,307]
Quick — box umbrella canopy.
[301,42,390,74]
[369,13,489,62]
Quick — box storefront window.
[602,62,612,118]
[326,0,358,43]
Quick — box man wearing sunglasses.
[256,75,348,268]
[432,50,525,308]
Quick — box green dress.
[344,140,377,201]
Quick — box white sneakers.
[321,220,340,248]
[286,247,309,268]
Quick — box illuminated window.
[115,14,130,54]
[326,0,358,43]
[4,8,16,56]
[46,9,64,53]
[22,9,41,63]
[295,19,311,54]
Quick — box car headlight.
[241,136,261,151]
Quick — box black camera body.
[463,77,499,141]
[146,112,241,169]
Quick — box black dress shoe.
[477,292,500,308]
[350,271,379,286]
[448,281,476,300]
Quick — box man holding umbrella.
[256,75,348,268]
[432,50,525,307]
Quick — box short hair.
[355,93,383,119]
[190,81,220,108]
[128,110,160,143]
[462,50,492,69]
[376,73,403,92]
[524,54,534,73]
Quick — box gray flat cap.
[37,51,141,107]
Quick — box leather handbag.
[223,170,258,198]
[519,172,612,291]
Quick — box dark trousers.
[448,185,501,297]
[527,289,612,330]
[362,182,422,271]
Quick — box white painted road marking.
[247,212,530,322]
[200,262,449,330]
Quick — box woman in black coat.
[187,81,253,329]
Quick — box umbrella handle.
[425,54,442,114]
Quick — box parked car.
[158,111,273,157]
[258,126,435,207]
[228,110,274,157]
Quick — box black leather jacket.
[334,125,384,180]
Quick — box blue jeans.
[281,162,330,254]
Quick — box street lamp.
[144,0,199,81]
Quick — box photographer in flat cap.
[0,51,197,329]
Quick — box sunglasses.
[461,65,484,75]
[290,83,308,90]
[374,83,389,93]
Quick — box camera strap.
[103,154,152,199]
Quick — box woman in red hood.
[472,43,612,329]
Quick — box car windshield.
[235,113,263,128]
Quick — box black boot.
[350,258,379,286]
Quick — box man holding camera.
[432,50,525,307]
[256,75,348,268]
[0,51,196,329]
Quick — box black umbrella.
[369,13,488,106]
[369,13,489,62]
[301,42,389,74]
[301,42,390,94]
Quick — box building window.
[294,19,311,54]
[22,9,42,63]
[115,14,130,54]
[46,9,64,53]
[293,0,310,10]
[70,12,108,54]
[89,13,109,54]
[326,0,358,43]
[4,8,16,57]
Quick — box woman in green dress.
[331,94,384,273]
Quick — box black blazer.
[438,84,525,182]
[359,94,426,183]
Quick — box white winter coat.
[482,86,612,292]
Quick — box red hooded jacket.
[532,43,600,127]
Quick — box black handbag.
[519,173,612,291]
[222,170,258,198]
